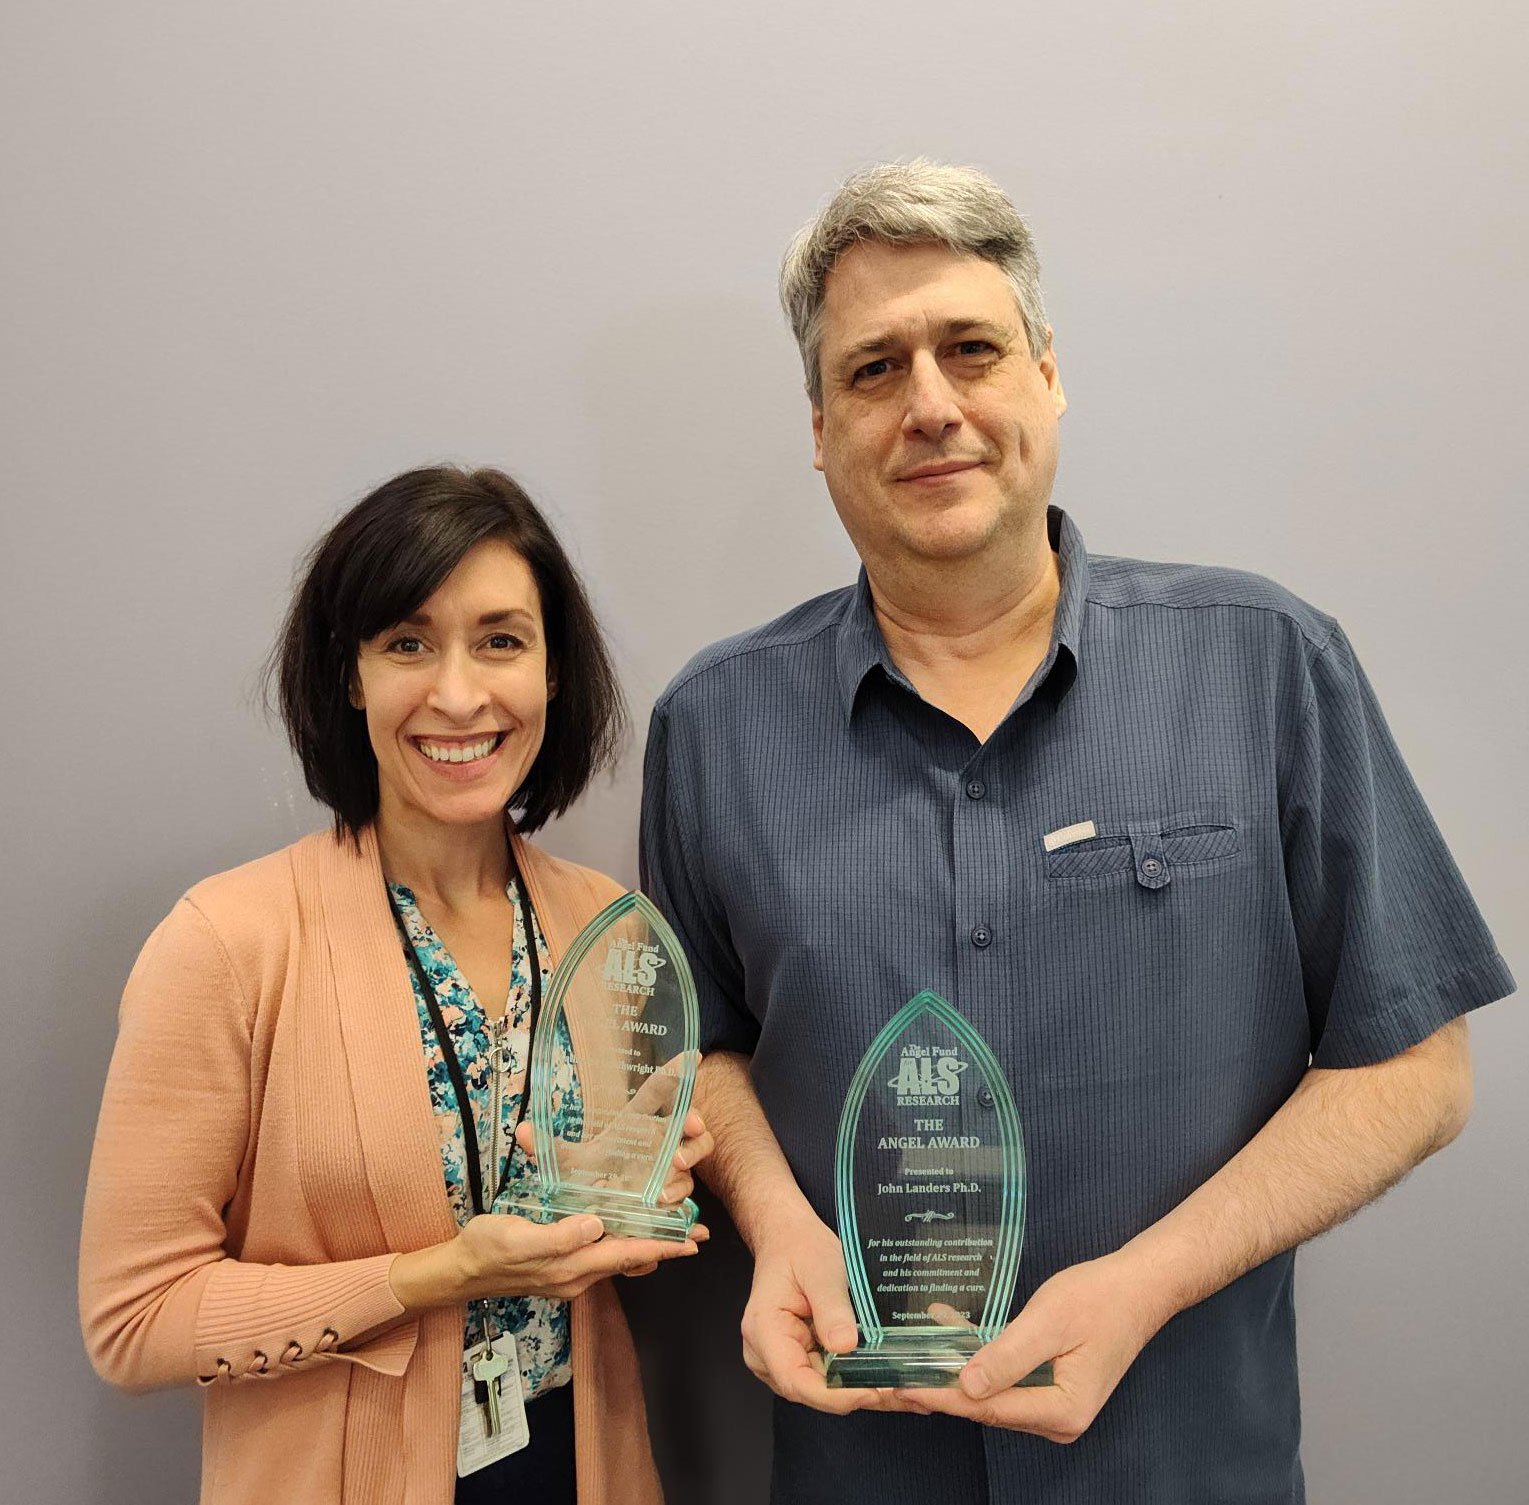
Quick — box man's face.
[811,240,1066,572]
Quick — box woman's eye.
[485,633,524,652]
[385,636,424,655]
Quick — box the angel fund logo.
[889,1042,967,1105]
[603,937,666,997]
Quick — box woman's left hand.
[513,1109,715,1244]
[659,1107,714,1211]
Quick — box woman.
[79,466,711,1505]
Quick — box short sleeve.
[639,700,757,1056]
[1281,625,1514,1067]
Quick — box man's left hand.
[895,1252,1167,1443]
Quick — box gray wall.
[4,3,1524,1501]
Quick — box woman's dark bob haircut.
[270,465,626,840]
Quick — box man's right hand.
[741,1207,900,1415]
[685,1051,911,1414]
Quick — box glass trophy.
[823,990,1052,1389]
[508,892,700,1241]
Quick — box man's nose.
[426,647,489,720]
[901,352,963,443]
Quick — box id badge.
[457,1334,529,1477]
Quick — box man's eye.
[854,358,892,383]
[955,340,996,357]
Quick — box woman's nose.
[425,648,489,719]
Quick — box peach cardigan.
[79,827,664,1505]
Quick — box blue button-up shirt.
[639,508,1513,1505]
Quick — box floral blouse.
[389,881,583,1401]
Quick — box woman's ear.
[546,660,558,700]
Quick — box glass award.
[823,990,1052,1389]
[507,891,700,1241]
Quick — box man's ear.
[1041,326,1067,417]
[811,400,826,473]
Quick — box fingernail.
[579,1217,604,1242]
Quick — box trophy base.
[505,1185,699,1243]
[822,1333,1054,1390]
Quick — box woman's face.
[351,538,553,835]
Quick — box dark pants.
[455,1382,576,1504]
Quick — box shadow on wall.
[618,1187,772,1505]
[572,300,821,1503]
[56,851,254,1503]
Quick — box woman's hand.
[388,1212,698,1311]
[657,1106,715,1209]
[511,1109,715,1224]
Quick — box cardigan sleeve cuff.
[193,1252,415,1384]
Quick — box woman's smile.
[407,728,519,786]
[411,730,509,768]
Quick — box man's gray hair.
[780,159,1049,406]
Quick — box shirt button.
[965,779,987,801]
[971,925,992,949]
[977,1086,996,1108]
[1141,857,1164,878]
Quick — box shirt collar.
[833,505,1090,721]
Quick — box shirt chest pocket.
[1044,816,1240,890]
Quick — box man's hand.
[906,1020,1476,1441]
[741,1207,907,1415]
[898,1252,1164,1442]
[679,1054,901,1413]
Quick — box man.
[638,161,1514,1504]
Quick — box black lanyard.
[385,843,544,1219]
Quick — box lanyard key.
[472,1346,511,1437]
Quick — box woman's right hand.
[388,1213,697,1311]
